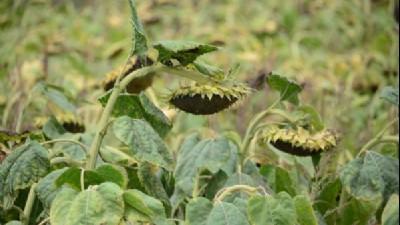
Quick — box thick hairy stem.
[22,183,37,225]
[85,64,162,169]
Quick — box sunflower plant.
[0,1,399,225]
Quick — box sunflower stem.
[22,183,37,225]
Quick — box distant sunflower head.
[34,113,85,133]
[258,126,338,156]
[169,82,251,115]
[103,56,154,94]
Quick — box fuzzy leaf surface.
[294,195,318,225]
[35,168,68,209]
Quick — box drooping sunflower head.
[102,56,154,94]
[34,113,85,133]
[168,82,251,115]
[258,126,338,156]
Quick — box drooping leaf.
[297,105,324,131]
[42,116,66,139]
[128,0,148,57]
[113,116,174,170]
[137,162,170,209]
[0,141,50,209]
[123,189,172,225]
[260,165,297,197]
[340,197,380,225]
[99,92,172,137]
[35,168,68,209]
[314,178,342,224]
[381,194,399,225]
[380,86,399,105]
[36,83,76,112]
[340,151,399,205]
[174,135,236,195]
[192,60,225,80]
[95,164,128,189]
[266,73,303,105]
[154,40,218,66]
[50,182,124,225]
[294,195,318,225]
[248,192,297,225]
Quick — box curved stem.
[85,64,163,169]
[41,139,88,152]
[50,157,84,167]
[358,119,399,157]
[22,183,37,225]
[160,67,217,84]
[213,185,261,203]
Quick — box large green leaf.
[340,151,398,205]
[99,92,172,137]
[123,189,172,225]
[294,195,318,225]
[128,0,148,57]
[248,192,297,225]
[154,40,218,66]
[0,141,50,209]
[50,182,124,225]
[113,116,174,170]
[174,135,236,195]
[314,178,342,224]
[266,73,303,105]
[35,168,68,209]
[381,194,399,225]
[185,197,249,225]
[340,197,379,225]
[380,86,399,106]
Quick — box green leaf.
[128,0,148,57]
[294,195,318,225]
[36,83,76,112]
[0,141,50,209]
[248,192,297,225]
[266,73,303,105]
[5,221,23,225]
[50,182,124,225]
[154,40,218,66]
[223,173,259,201]
[314,178,342,224]
[340,197,379,225]
[113,116,174,170]
[42,116,66,139]
[297,105,324,131]
[36,168,68,209]
[137,162,170,209]
[186,197,213,225]
[340,151,398,205]
[99,92,172,137]
[55,164,128,190]
[123,189,172,225]
[380,86,399,105]
[382,194,399,225]
[174,135,236,195]
[208,201,249,225]
[260,165,297,197]
[192,60,225,80]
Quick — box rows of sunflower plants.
[0,0,398,225]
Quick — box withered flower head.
[102,56,154,94]
[169,82,251,115]
[34,113,85,133]
[258,126,338,156]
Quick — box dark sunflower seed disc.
[170,94,238,115]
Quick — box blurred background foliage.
[0,0,398,161]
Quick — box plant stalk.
[22,183,37,225]
[85,64,162,169]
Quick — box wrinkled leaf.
[186,197,213,225]
[50,182,124,225]
[0,141,50,209]
[266,73,303,105]
[154,40,218,66]
[36,168,68,209]
[294,195,318,225]
[99,92,171,137]
[260,165,297,197]
[248,192,297,225]
[113,116,174,170]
